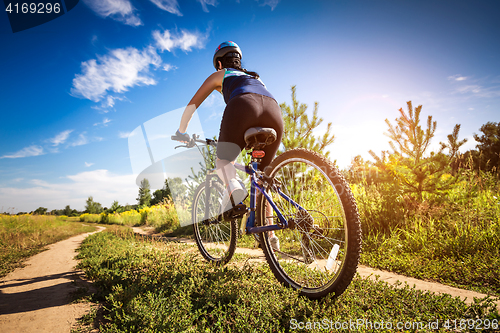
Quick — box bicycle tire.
[257,148,362,299]
[192,181,237,265]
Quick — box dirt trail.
[0,226,105,333]
[133,226,500,311]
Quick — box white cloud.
[0,170,138,213]
[456,85,482,94]
[1,129,104,160]
[448,75,468,81]
[153,29,206,53]
[71,133,88,147]
[257,0,280,10]
[197,0,218,12]
[94,118,112,127]
[118,131,132,138]
[71,46,162,103]
[69,133,103,147]
[48,130,73,146]
[85,162,95,167]
[0,145,45,159]
[104,95,120,108]
[91,95,127,112]
[149,0,182,15]
[162,63,177,72]
[448,75,500,98]
[82,0,142,26]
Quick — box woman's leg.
[215,158,236,187]
[256,191,280,250]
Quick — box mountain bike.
[172,127,362,299]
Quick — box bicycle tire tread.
[260,148,362,299]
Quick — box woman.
[175,41,283,248]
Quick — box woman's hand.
[172,129,190,143]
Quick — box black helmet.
[213,41,242,70]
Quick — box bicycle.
[172,127,362,299]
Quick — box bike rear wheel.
[192,181,237,265]
[257,148,362,299]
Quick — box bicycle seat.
[244,127,277,150]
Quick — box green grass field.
[74,228,499,333]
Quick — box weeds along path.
[132,226,500,311]
[357,266,500,311]
[0,226,106,333]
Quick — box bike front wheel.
[257,148,362,299]
[192,181,237,265]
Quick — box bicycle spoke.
[258,149,361,299]
[192,181,237,265]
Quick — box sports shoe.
[220,177,248,214]
[269,234,280,252]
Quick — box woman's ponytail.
[219,56,259,79]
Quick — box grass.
[352,170,500,297]
[0,214,96,278]
[75,228,499,333]
[361,218,500,297]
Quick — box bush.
[78,200,181,232]
[79,213,101,223]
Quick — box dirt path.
[0,226,105,333]
[133,227,500,311]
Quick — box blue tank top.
[222,68,275,104]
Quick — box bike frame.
[194,138,305,235]
[234,160,306,235]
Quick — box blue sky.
[1,0,499,213]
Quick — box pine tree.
[440,124,468,161]
[370,101,457,202]
[279,86,335,158]
[137,178,152,207]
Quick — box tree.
[137,178,152,206]
[440,124,468,161]
[279,86,335,158]
[369,101,456,202]
[384,101,436,164]
[33,207,47,215]
[63,205,72,216]
[109,200,120,213]
[151,180,171,206]
[346,155,380,185]
[440,124,468,174]
[151,178,187,205]
[85,196,103,214]
[473,121,500,174]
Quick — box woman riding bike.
[174,41,283,249]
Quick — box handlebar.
[171,133,217,149]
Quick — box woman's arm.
[178,70,224,133]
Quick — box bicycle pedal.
[223,204,247,220]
